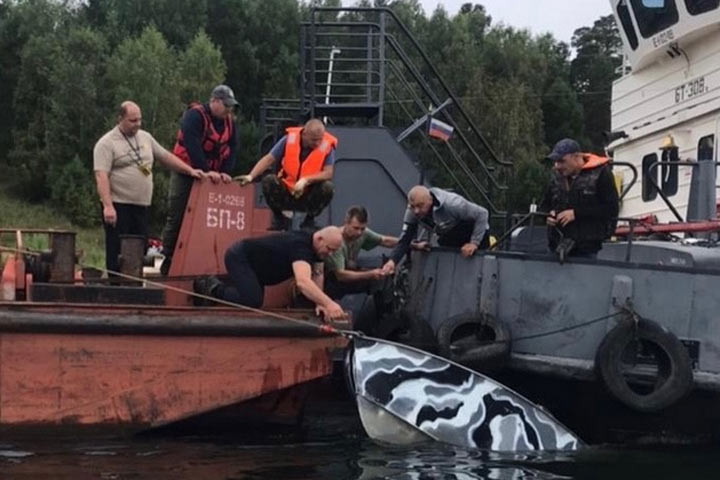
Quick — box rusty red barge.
[0,181,347,434]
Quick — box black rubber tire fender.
[436,313,511,371]
[595,317,693,413]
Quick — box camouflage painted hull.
[348,336,583,452]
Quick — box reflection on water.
[2,391,720,479]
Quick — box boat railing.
[259,7,511,216]
[491,211,720,263]
[644,160,720,223]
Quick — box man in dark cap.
[160,85,240,274]
[540,138,619,258]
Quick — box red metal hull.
[0,181,350,434]
[0,304,347,433]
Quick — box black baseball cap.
[211,84,239,108]
[546,138,581,162]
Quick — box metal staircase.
[260,7,511,216]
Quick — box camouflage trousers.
[261,174,334,218]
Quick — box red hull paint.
[0,329,344,430]
[0,181,349,433]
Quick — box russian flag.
[427,117,454,141]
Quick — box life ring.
[595,317,693,412]
[436,313,511,371]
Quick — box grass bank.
[0,179,105,268]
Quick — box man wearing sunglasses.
[540,138,619,259]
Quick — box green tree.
[106,26,180,145]
[176,30,227,105]
[44,26,109,225]
[83,0,208,48]
[50,155,98,227]
[206,0,300,118]
[571,14,623,152]
[9,33,61,200]
[0,0,72,166]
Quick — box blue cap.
[547,138,580,161]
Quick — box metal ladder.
[260,7,511,216]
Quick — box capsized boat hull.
[348,336,582,452]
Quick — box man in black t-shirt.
[194,226,347,321]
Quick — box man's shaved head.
[407,185,433,218]
[301,118,326,149]
[408,185,431,204]
[313,225,343,258]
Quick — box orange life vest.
[172,103,233,171]
[582,153,610,170]
[278,127,338,190]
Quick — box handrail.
[611,160,638,202]
[384,60,503,212]
[310,7,512,168]
[384,34,507,192]
[646,160,720,223]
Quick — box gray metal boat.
[260,6,720,443]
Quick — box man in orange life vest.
[540,138,619,258]
[236,119,336,231]
[159,85,239,274]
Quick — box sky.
[416,0,614,44]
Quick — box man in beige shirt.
[93,101,203,275]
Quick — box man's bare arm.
[334,268,384,283]
[379,235,398,248]
[94,171,116,225]
[245,153,278,181]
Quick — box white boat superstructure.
[609,0,720,222]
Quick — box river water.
[2,385,719,479]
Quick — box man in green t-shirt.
[324,205,398,299]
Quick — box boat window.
[661,147,679,196]
[697,134,715,161]
[685,0,720,15]
[617,0,640,50]
[630,0,679,38]
[642,153,659,201]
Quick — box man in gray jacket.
[381,185,489,274]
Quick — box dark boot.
[268,213,289,231]
[192,275,223,306]
[159,256,171,276]
[299,215,318,231]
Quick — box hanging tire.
[595,317,693,413]
[436,313,511,371]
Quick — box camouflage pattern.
[348,336,582,452]
[261,174,334,218]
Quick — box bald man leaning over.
[236,118,336,231]
[382,186,490,274]
[93,101,204,275]
[193,226,347,322]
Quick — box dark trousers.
[218,241,264,308]
[102,202,148,274]
[160,171,195,258]
[437,220,490,249]
[261,174,334,219]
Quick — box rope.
[3,245,632,344]
[468,310,629,347]
[510,310,627,343]
[1,245,348,337]
[0,245,41,256]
